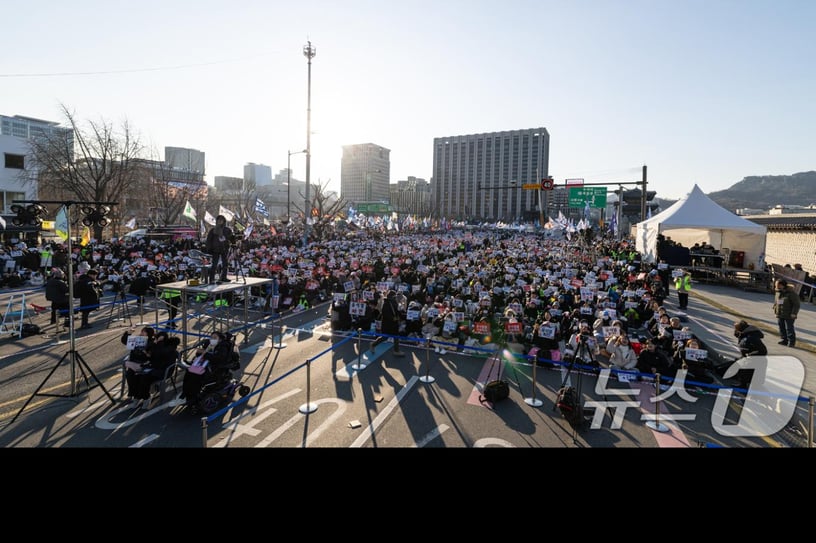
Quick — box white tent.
[635,184,767,269]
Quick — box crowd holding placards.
[5,223,732,382]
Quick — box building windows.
[4,153,24,170]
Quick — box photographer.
[565,320,599,362]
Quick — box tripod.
[9,199,117,425]
[9,348,115,424]
[552,334,597,441]
[226,242,246,284]
[106,286,132,328]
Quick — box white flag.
[219,205,235,222]
[55,205,69,241]
[204,210,217,226]
[0,215,5,229]
[125,217,137,229]
[183,200,196,221]
[243,222,254,240]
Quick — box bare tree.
[141,156,207,227]
[291,178,346,242]
[25,104,144,240]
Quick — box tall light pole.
[302,40,316,248]
[287,149,306,225]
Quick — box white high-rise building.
[340,143,390,205]
[432,128,550,221]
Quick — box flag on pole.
[609,211,618,235]
[243,222,254,240]
[200,220,207,238]
[55,206,68,241]
[183,200,196,221]
[218,205,235,222]
[204,210,216,226]
[254,198,269,217]
[0,215,5,230]
[125,217,137,229]
[80,225,91,247]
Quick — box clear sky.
[2,0,813,201]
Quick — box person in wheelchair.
[130,331,181,403]
[181,331,234,411]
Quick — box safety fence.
[196,326,816,448]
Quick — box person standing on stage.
[205,214,234,284]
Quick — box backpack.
[481,379,510,404]
[556,386,583,426]
[21,323,42,337]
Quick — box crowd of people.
[5,220,800,392]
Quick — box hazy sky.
[2,0,813,201]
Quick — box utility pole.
[640,164,648,222]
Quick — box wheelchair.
[196,360,250,416]
[183,333,250,415]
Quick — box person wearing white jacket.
[606,334,638,370]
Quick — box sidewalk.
[690,282,815,355]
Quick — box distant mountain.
[706,171,816,213]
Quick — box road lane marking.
[349,375,420,447]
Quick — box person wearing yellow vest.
[162,287,182,328]
[39,245,53,273]
[675,270,692,310]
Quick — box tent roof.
[638,184,766,233]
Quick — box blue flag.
[255,198,269,217]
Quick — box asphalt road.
[0,283,811,448]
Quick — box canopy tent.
[635,184,767,269]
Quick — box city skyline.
[2,1,813,202]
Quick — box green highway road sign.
[568,186,607,208]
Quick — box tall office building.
[432,128,549,221]
[390,176,431,216]
[165,146,205,175]
[244,162,272,187]
[341,143,391,205]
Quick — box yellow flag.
[81,226,91,246]
[55,205,69,242]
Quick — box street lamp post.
[302,40,316,248]
[287,149,306,225]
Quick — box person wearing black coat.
[45,269,70,325]
[734,320,768,357]
[636,337,676,378]
[75,268,102,329]
[121,327,156,403]
[205,215,234,283]
[371,290,402,354]
[131,331,180,401]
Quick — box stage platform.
[689,264,771,292]
[155,275,274,350]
